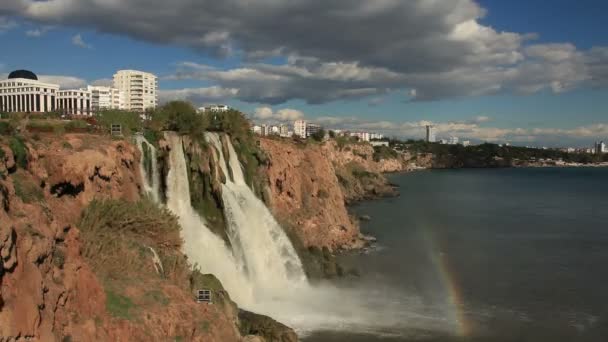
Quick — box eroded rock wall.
[0,134,246,342]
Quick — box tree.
[311,128,326,142]
[150,101,207,141]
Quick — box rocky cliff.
[0,133,272,342]
[260,138,405,252]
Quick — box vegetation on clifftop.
[394,139,608,166]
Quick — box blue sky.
[1,0,607,147]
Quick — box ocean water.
[304,168,608,342]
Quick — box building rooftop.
[8,69,38,80]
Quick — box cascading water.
[206,133,307,294]
[134,135,161,203]
[164,132,253,305]
[137,132,454,338]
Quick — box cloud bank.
[2,0,607,104]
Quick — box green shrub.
[373,145,398,162]
[78,198,182,277]
[62,141,73,149]
[96,110,142,136]
[13,173,44,203]
[149,101,207,143]
[143,290,170,306]
[0,121,15,135]
[65,120,90,132]
[106,290,135,320]
[9,136,28,169]
[143,129,162,147]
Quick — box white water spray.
[164,132,253,305]
[134,135,161,203]
[206,133,307,294]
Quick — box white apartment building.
[279,124,289,137]
[426,125,436,143]
[306,123,322,138]
[113,70,158,112]
[87,85,126,112]
[0,70,59,113]
[252,125,262,135]
[198,104,229,113]
[56,89,92,116]
[294,120,307,138]
[448,136,459,145]
[350,132,371,142]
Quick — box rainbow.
[423,229,474,337]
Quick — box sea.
[303,168,608,342]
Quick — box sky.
[1,0,608,147]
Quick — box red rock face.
[260,138,364,251]
[0,134,243,342]
[260,138,410,252]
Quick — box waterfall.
[206,133,307,294]
[164,132,253,305]
[141,132,413,337]
[134,135,161,203]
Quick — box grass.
[0,121,14,135]
[13,172,44,203]
[199,320,211,333]
[9,136,28,169]
[143,290,170,306]
[106,290,136,320]
[78,198,183,279]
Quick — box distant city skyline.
[1,1,608,147]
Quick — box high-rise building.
[306,123,322,138]
[448,136,459,145]
[595,141,606,154]
[87,86,126,112]
[426,125,436,143]
[294,120,307,138]
[279,124,289,137]
[0,70,59,113]
[113,70,158,112]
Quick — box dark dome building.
[8,70,38,80]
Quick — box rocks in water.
[359,214,371,221]
[238,310,298,342]
[303,246,345,279]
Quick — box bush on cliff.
[0,121,16,135]
[12,172,44,204]
[208,109,251,139]
[96,110,142,136]
[9,136,28,169]
[148,101,207,143]
[78,198,184,279]
[373,145,398,162]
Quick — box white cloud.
[25,25,53,37]
[71,33,92,49]
[38,75,87,89]
[2,0,608,104]
[288,113,608,146]
[253,107,304,122]
[90,78,114,87]
[158,86,239,104]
